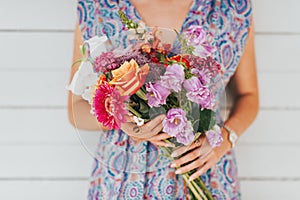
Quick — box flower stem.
[127,105,142,118]
[136,89,148,101]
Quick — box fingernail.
[166,143,175,148]
[175,169,181,174]
[171,152,177,157]
[170,163,176,168]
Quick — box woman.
[68,0,259,199]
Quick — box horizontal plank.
[1,109,298,145]
[255,35,300,72]
[0,0,76,30]
[0,71,68,106]
[1,1,297,34]
[0,108,108,147]
[1,33,298,73]
[0,146,91,178]
[236,145,300,178]
[0,179,298,200]
[1,71,299,108]
[254,0,300,33]
[0,32,73,71]
[239,109,300,145]
[0,180,88,200]
[0,144,298,178]
[241,180,300,200]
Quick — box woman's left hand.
[170,134,224,181]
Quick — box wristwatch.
[224,125,238,148]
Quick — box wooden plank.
[254,0,300,33]
[1,109,298,145]
[0,146,91,178]
[0,144,298,178]
[0,180,89,200]
[0,0,76,30]
[255,35,300,73]
[0,179,298,200]
[0,71,68,106]
[0,33,299,73]
[0,0,298,34]
[239,110,300,145]
[0,32,73,70]
[1,71,299,108]
[0,109,78,144]
[236,145,300,178]
[241,180,300,200]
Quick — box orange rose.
[109,59,149,96]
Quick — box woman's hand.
[121,114,174,147]
[169,132,229,181]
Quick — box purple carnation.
[184,77,214,109]
[191,68,211,86]
[205,125,223,148]
[175,121,195,146]
[146,82,170,108]
[185,25,206,46]
[162,108,188,136]
[160,64,185,92]
[184,25,216,57]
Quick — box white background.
[0,0,299,199]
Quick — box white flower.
[67,36,108,103]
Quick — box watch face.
[229,132,238,143]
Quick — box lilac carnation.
[184,77,214,109]
[160,64,185,92]
[146,82,170,108]
[184,25,216,57]
[185,25,206,46]
[205,125,223,148]
[162,108,188,136]
[191,68,211,86]
[175,121,195,145]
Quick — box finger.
[171,147,202,168]
[150,140,175,147]
[175,157,207,175]
[143,114,165,131]
[171,137,205,157]
[148,133,172,141]
[189,160,213,181]
[131,136,144,143]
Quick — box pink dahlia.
[92,81,128,130]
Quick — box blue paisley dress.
[77,0,252,199]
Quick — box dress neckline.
[124,0,199,33]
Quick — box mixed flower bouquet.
[69,11,225,200]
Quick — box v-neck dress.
[77,0,252,199]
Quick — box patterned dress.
[77,0,252,199]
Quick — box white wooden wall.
[0,0,299,199]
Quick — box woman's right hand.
[120,114,174,147]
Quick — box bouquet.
[69,11,225,200]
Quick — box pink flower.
[92,81,128,130]
[184,77,214,109]
[94,52,118,73]
[146,81,170,108]
[163,108,188,136]
[160,64,185,92]
[205,125,223,148]
[175,121,195,145]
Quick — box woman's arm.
[170,24,259,180]
[68,23,108,131]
